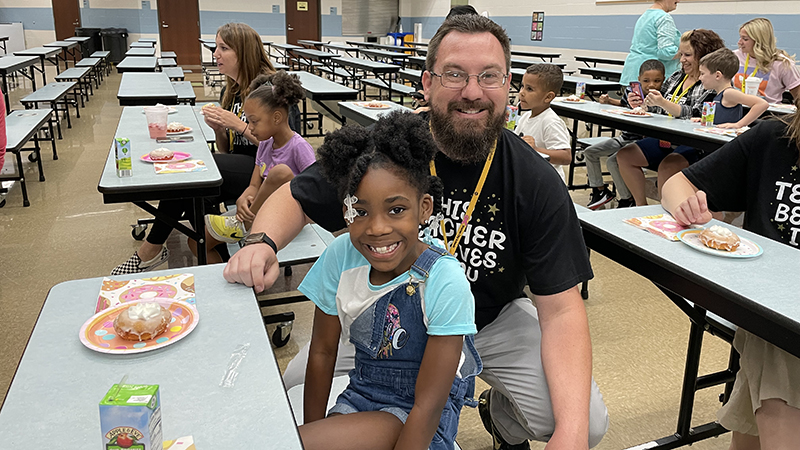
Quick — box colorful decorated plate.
[355,102,392,109]
[556,97,586,103]
[167,127,192,135]
[676,229,763,258]
[620,110,653,117]
[140,151,191,163]
[79,298,199,354]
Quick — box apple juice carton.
[99,384,163,450]
[701,102,716,127]
[505,105,518,130]
[575,81,586,99]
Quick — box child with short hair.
[514,64,572,181]
[198,71,316,263]
[698,48,769,129]
[586,59,665,209]
[298,111,481,450]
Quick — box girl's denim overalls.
[329,245,482,450]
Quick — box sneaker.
[616,197,635,208]
[478,389,531,450]
[205,214,246,243]
[587,187,616,210]
[111,247,169,276]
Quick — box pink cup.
[144,106,168,139]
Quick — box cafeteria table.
[579,66,622,82]
[44,40,80,69]
[335,57,400,96]
[510,49,561,62]
[192,102,218,148]
[0,264,303,449]
[117,56,158,73]
[0,35,8,54]
[575,55,626,67]
[322,42,359,57]
[126,47,157,57]
[271,43,301,67]
[339,100,413,126]
[98,106,221,264]
[131,41,154,48]
[357,48,408,65]
[290,71,359,136]
[0,55,39,113]
[297,39,326,49]
[118,72,178,106]
[578,204,800,449]
[65,35,91,57]
[292,48,341,72]
[14,46,62,85]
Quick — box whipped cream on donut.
[127,302,164,320]
[708,225,733,236]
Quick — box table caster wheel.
[272,321,293,347]
[28,153,39,162]
[131,224,147,240]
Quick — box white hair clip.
[343,194,359,224]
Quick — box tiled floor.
[0,66,732,449]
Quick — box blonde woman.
[733,18,800,104]
[619,0,681,85]
[662,105,800,450]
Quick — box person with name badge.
[733,18,800,104]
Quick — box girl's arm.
[235,166,263,224]
[661,172,713,226]
[718,89,769,128]
[393,335,464,450]
[304,307,342,424]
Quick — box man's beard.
[429,99,505,164]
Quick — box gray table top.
[44,40,79,49]
[55,66,91,79]
[290,70,358,101]
[199,38,216,50]
[272,43,301,50]
[398,68,421,83]
[580,67,623,76]
[578,204,800,356]
[75,57,101,67]
[91,50,110,58]
[550,100,731,149]
[335,57,399,73]
[118,72,177,102]
[131,41,154,48]
[117,56,158,71]
[164,67,185,79]
[13,46,62,57]
[99,105,220,194]
[262,39,272,46]
[562,75,620,89]
[161,51,177,58]
[138,38,158,43]
[158,58,177,66]
[20,81,76,102]
[323,43,357,53]
[65,36,91,43]
[358,48,408,60]
[0,55,38,73]
[408,56,426,67]
[273,62,290,71]
[294,49,341,61]
[510,49,561,59]
[171,81,195,100]
[0,36,8,41]
[192,102,219,143]
[575,56,626,66]
[297,39,326,47]
[126,47,157,57]
[6,109,52,150]
[511,58,566,69]
[275,224,336,264]
[0,264,303,449]
[339,101,413,126]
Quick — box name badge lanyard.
[667,74,692,117]
[740,54,758,93]
[429,142,496,255]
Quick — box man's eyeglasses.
[429,70,508,90]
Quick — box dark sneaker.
[478,389,531,450]
[111,247,169,275]
[587,187,616,210]
[616,197,635,208]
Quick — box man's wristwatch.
[242,232,278,254]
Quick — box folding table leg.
[14,151,30,207]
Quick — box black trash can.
[100,27,128,64]
[75,27,102,56]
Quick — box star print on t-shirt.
[769,164,800,247]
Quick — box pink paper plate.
[140,151,191,163]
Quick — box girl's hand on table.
[672,190,713,226]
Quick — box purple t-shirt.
[255,132,316,179]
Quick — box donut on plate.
[699,225,741,252]
[113,302,172,341]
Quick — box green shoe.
[205,214,245,243]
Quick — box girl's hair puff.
[247,70,305,111]
[317,111,443,217]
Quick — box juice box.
[99,384,163,450]
[115,137,132,177]
[701,102,716,127]
[575,81,586,99]
[505,105,519,130]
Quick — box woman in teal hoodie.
[620,0,681,84]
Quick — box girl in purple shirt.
[200,71,316,263]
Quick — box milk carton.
[99,384,163,450]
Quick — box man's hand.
[223,243,281,293]
[672,190,713,226]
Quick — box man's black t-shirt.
[684,119,800,247]
[292,128,594,330]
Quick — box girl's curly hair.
[247,70,305,110]
[317,110,443,217]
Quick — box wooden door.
[285,0,320,46]
[157,0,201,66]
[52,0,81,40]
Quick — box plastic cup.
[744,77,761,96]
[144,106,168,139]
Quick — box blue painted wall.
[402,14,800,59]
[81,7,158,33]
[0,7,54,30]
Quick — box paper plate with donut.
[80,298,199,354]
[676,226,763,258]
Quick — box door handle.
[162,24,169,28]
[288,26,294,31]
